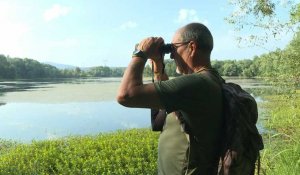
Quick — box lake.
[0,77,267,142]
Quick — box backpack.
[150,69,264,175]
[211,71,264,175]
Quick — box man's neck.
[190,54,211,73]
[192,63,212,73]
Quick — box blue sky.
[0,0,295,67]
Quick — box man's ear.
[189,41,197,57]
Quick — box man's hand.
[138,37,166,75]
[116,37,165,109]
[138,37,164,62]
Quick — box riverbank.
[0,93,298,174]
[260,92,300,174]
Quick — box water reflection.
[0,79,121,104]
[0,101,150,142]
[0,78,269,142]
[0,81,48,93]
[0,78,123,94]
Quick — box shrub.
[0,129,159,175]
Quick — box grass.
[260,92,300,175]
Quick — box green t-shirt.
[154,70,223,175]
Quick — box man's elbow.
[116,93,128,107]
[116,90,135,107]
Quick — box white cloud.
[175,9,209,26]
[177,9,196,22]
[43,4,71,22]
[119,21,138,30]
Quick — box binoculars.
[159,44,174,55]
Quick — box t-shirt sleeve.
[154,74,205,113]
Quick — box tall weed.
[260,93,300,175]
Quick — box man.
[117,23,223,175]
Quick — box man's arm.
[116,37,165,109]
[150,60,168,131]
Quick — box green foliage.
[3,56,61,79]
[0,129,159,175]
[253,0,275,16]
[226,1,299,45]
[222,60,241,76]
[87,66,113,77]
[0,55,15,79]
[211,59,258,77]
[291,3,300,23]
[143,64,152,77]
[260,93,300,174]
[164,59,179,77]
[0,55,127,79]
[142,59,179,78]
[253,30,300,89]
[111,67,126,77]
[253,31,300,172]
[283,29,300,87]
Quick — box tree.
[143,64,152,77]
[87,66,112,77]
[226,0,300,46]
[237,59,255,77]
[8,58,26,79]
[222,61,241,76]
[43,64,60,78]
[164,59,178,77]
[111,67,125,77]
[280,29,300,87]
[212,60,225,75]
[0,55,15,79]
[226,0,300,88]
[23,58,47,78]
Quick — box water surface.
[0,78,267,142]
[0,78,150,142]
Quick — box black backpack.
[211,71,264,175]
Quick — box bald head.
[178,23,213,54]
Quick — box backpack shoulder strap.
[203,68,225,84]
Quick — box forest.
[0,55,125,79]
[0,26,298,86]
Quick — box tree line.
[0,55,257,79]
[0,56,125,79]
[0,29,299,87]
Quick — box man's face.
[171,31,190,74]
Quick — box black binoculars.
[159,44,174,55]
